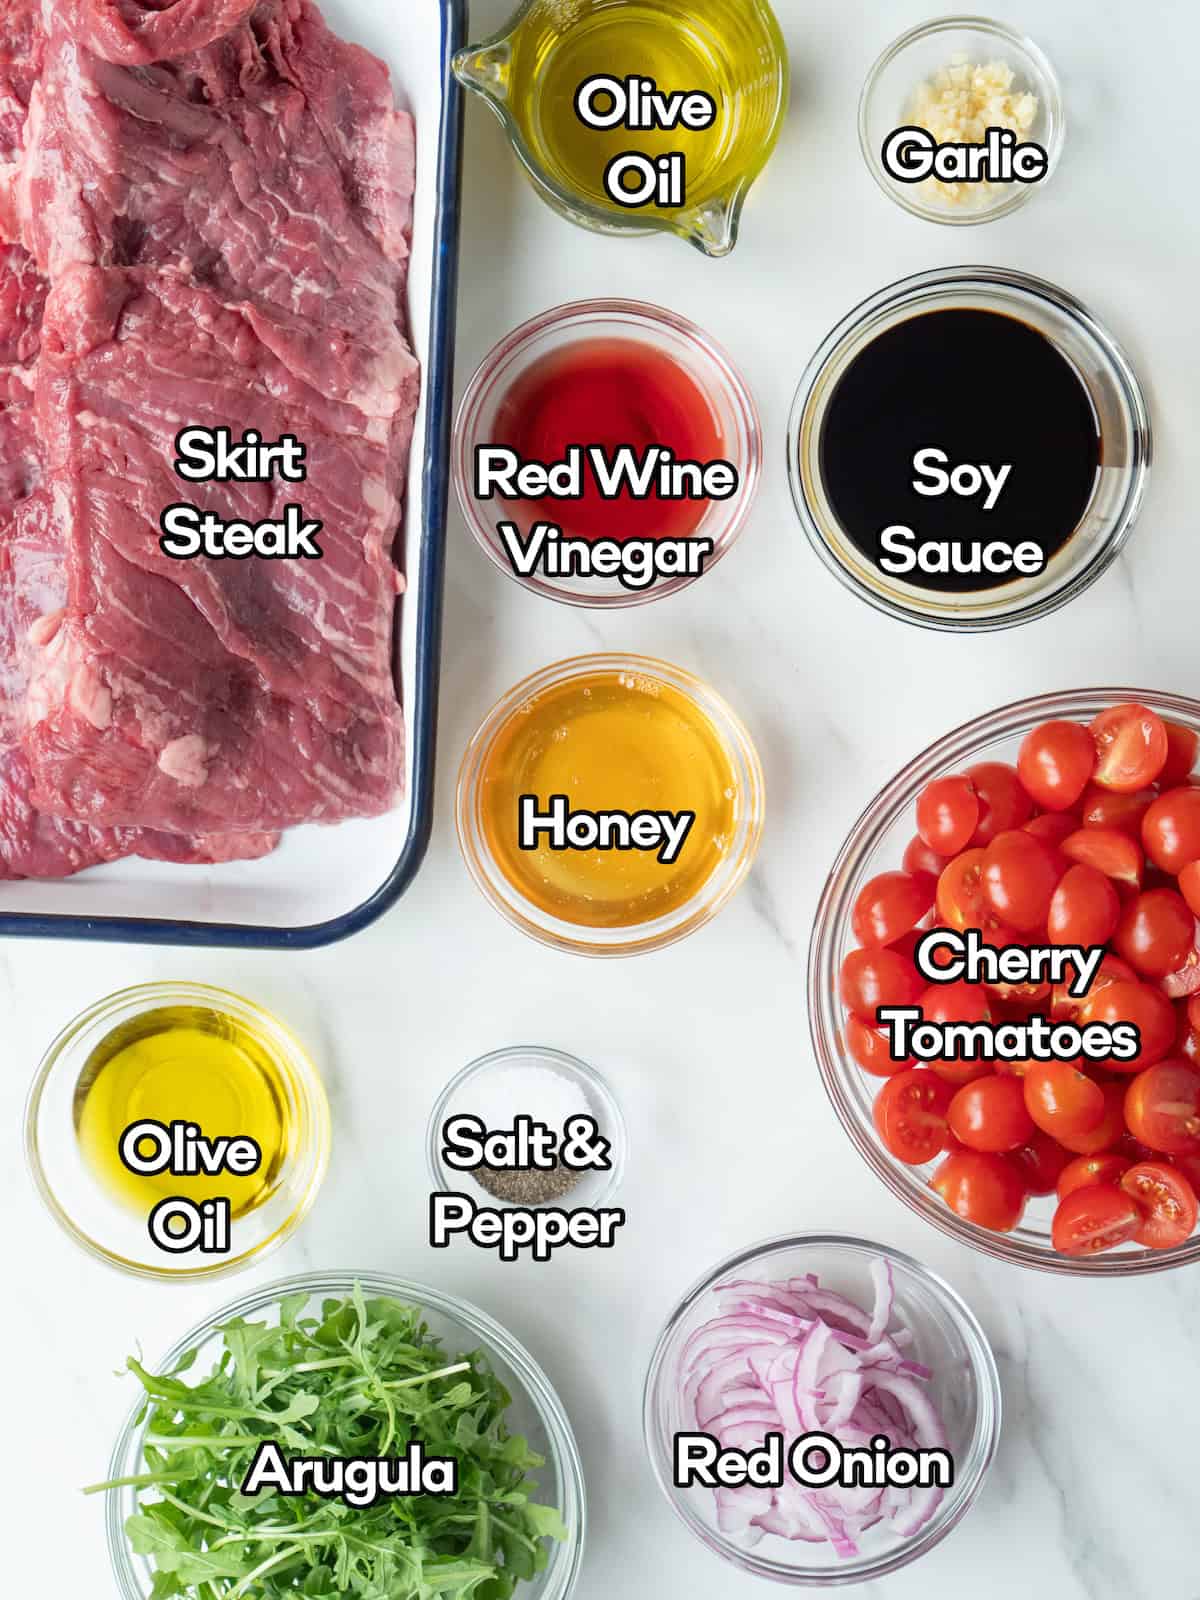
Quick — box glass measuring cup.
[453,0,789,258]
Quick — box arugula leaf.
[92,1288,567,1599]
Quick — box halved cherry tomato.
[1023,1060,1104,1140]
[1114,889,1195,978]
[1025,812,1080,849]
[936,848,988,930]
[1061,828,1144,895]
[1050,953,1137,1019]
[1047,864,1120,947]
[948,1074,1035,1153]
[1180,862,1200,919]
[1079,784,1158,837]
[931,1149,1027,1232]
[1160,723,1199,788]
[873,1070,954,1165]
[917,775,980,857]
[918,980,992,1084]
[845,1014,912,1078]
[1119,1161,1198,1248]
[982,830,1063,933]
[1142,787,1200,875]
[1011,1132,1073,1195]
[852,870,936,947]
[1080,981,1177,1070]
[1018,719,1095,811]
[1124,1061,1200,1155]
[903,835,950,879]
[1051,1184,1141,1255]
[1161,924,1200,1000]
[1055,1152,1130,1201]
[1089,704,1169,793]
[1168,1150,1200,1192]
[1054,1080,1126,1155]
[839,947,923,1021]
[965,762,1034,845]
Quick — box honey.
[478,666,741,929]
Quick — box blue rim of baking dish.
[0,0,465,949]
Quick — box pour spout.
[452,39,513,102]
[682,192,743,259]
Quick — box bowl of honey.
[456,654,765,955]
[454,300,761,608]
[453,0,789,257]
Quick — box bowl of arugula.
[93,1271,585,1600]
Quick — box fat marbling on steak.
[0,0,417,866]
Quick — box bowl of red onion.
[810,689,1200,1275]
[642,1235,1000,1585]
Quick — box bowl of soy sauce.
[788,266,1151,632]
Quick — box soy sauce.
[818,309,1101,593]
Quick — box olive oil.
[478,666,740,928]
[74,1004,291,1218]
[473,0,786,237]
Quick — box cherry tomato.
[1051,1184,1141,1255]
[918,980,993,1084]
[839,947,923,1021]
[1061,827,1144,895]
[1018,719,1095,811]
[1047,864,1120,947]
[1080,981,1177,1071]
[1124,1061,1200,1156]
[1180,862,1200,919]
[1050,953,1137,1019]
[1089,703,1169,793]
[1011,1132,1072,1195]
[936,848,988,931]
[948,1074,1035,1153]
[916,775,980,857]
[852,870,936,948]
[982,830,1063,933]
[931,1149,1027,1232]
[1168,1150,1200,1192]
[873,1070,954,1165]
[1114,888,1195,978]
[903,835,949,879]
[845,1014,912,1078]
[1160,925,1200,1000]
[1025,812,1080,849]
[1054,1081,1126,1155]
[1023,1060,1104,1140]
[1055,1152,1130,1201]
[1142,787,1200,875]
[965,761,1034,845]
[1160,723,1199,788]
[1079,784,1158,837]
[1119,1161,1198,1248]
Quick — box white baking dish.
[0,0,465,947]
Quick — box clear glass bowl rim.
[858,14,1066,226]
[104,1267,588,1600]
[809,687,1200,1277]
[425,1044,629,1206]
[455,652,766,957]
[642,1231,1002,1586]
[452,297,763,609]
[23,980,331,1282]
[786,265,1152,633]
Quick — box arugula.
[89,1286,567,1599]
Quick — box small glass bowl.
[426,1045,628,1209]
[24,982,330,1281]
[456,653,765,957]
[809,688,1200,1277]
[860,16,1065,226]
[453,300,761,608]
[103,1270,586,1600]
[788,266,1151,632]
[643,1234,1001,1586]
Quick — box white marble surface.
[6,0,1200,1593]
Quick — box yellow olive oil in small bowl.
[454,0,789,257]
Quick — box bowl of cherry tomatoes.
[810,689,1200,1275]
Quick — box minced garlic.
[909,54,1039,208]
